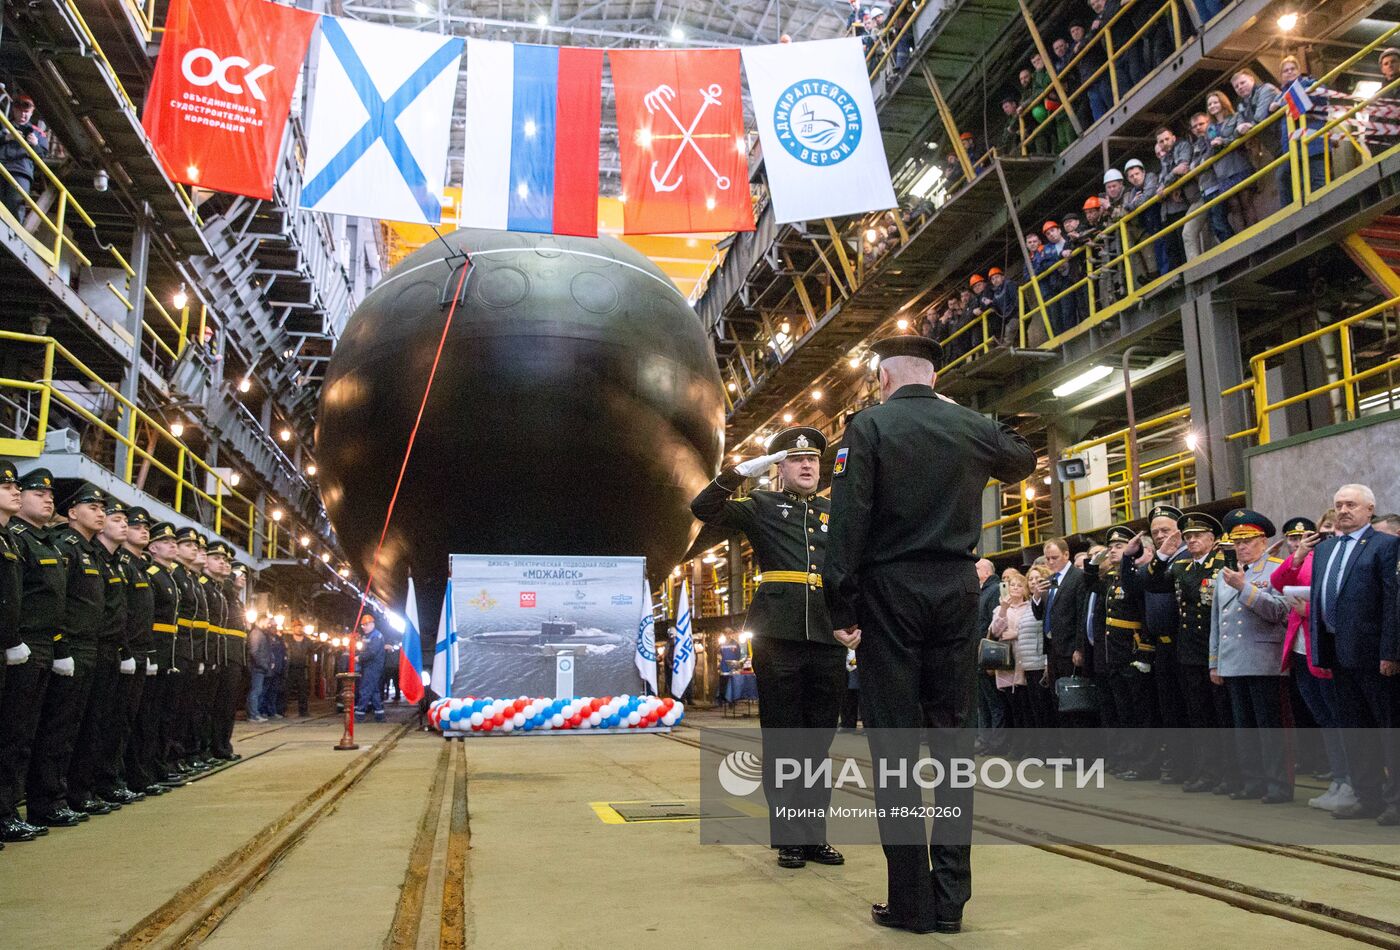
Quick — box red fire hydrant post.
[335,632,360,750]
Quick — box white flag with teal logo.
[635,581,659,695]
[670,580,695,700]
[741,37,896,224]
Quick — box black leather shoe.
[16,819,47,837]
[777,846,807,868]
[1230,785,1265,801]
[1211,781,1234,795]
[1333,801,1385,820]
[870,903,939,934]
[75,798,114,815]
[1182,778,1213,793]
[117,788,146,803]
[160,775,188,787]
[804,844,845,865]
[1,818,38,842]
[1375,806,1400,826]
[144,784,170,796]
[1260,790,1293,805]
[30,809,81,828]
[98,796,124,810]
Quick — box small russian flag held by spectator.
[1283,78,1314,120]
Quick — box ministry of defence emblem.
[773,79,862,166]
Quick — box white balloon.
[551,714,565,728]
[501,720,514,732]
[470,712,484,727]
[588,712,601,726]
[628,712,642,726]
[512,713,525,727]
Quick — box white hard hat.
[1103,168,1124,184]
[1124,158,1144,171]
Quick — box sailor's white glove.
[146,662,159,676]
[52,656,75,676]
[119,658,137,674]
[5,643,31,665]
[734,451,787,478]
[198,662,205,675]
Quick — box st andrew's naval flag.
[460,40,605,236]
[429,579,455,699]
[741,37,896,224]
[301,17,464,224]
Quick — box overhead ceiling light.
[229,472,242,486]
[811,389,823,401]
[535,13,548,26]
[338,566,350,577]
[1025,486,1037,500]
[238,377,252,393]
[896,317,909,331]
[169,421,185,438]
[279,427,292,442]
[1354,80,1382,99]
[172,286,188,310]
[671,26,685,41]
[727,381,738,392]
[782,412,794,423]
[1185,431,1200,452]
[1051,365,1114,397]
[865,228,879,243]
[414,1,430,14]
[848,355,861,368]
[300,535,311,547]
[271,509,284,522]
[1276,12,1298,30]
[779,319,791,335]
[305,463,317,476]
[320,552,330,562]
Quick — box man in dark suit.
[1305,484,1400,823]
[823,334,1036,935]
[1030,537,1090,724]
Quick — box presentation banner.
[447,554,649,700]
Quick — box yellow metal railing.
[120,0,164,42]
[1018,0,1185,155]
[865,0,922,77]
[0,112,188,364]
[1063,408,1197,532]
[937,307,1000,373]
[982,478,1049,557]
[1016,24,1400,355]
[0,331,309,560]
[1224,295,1400,445]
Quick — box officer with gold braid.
[207,542,244,761]
[690,426,846,871]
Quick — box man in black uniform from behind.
[690,426,847,871]
[823,335,1036,935]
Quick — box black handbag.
[1054,674,1100,713]
[977,637,1014,671]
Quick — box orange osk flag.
[610,48,755,234]
[142,0,319,199]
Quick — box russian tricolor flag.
[1283,78,1314,121]
[461,40,603,236]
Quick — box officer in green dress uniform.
[1153,510,1236,793]
[110,506,155,798]
[67,494,134,813]
[1083,524,1154,778]
[145,522,184,789]
[168,526,204,773]
[31,482,108,822]
[206,540,243,760]
[198,536,228,761]
[690,425,847,870]
[823,334,1037,935]
[0,460,38,843]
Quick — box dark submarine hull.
[316,228,725,630]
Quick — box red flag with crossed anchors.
[610,48,755,235]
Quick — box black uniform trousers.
[840,687,861,730]
[68,640,121,805]
[1331,666,1400,809]
[751,635,846,847]
[1151,645,1187,777]
[28,645,96,815]
[0,657,50,820]
[1106,665,1154,771]
[133,662,172,785]
[191,642,218,756]
[1225,675,1291,796]
[213,660,243,757]
[97,663,144,795]
[162,634,197,764]
[1178,662,1237,787]
[857,562,978,927]
[287,664,310,717]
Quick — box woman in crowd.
[989,567,1051,753]
[1269,514,1356,812]
[1228,68,1284,223]
[1203,90,1252,241]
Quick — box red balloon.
[589,698,603,711]
[513,699,528,712]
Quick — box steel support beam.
[115,203,152,481]
[1180,292,1246,502]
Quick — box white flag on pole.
[670,580,695,699]
[301,17,464,223]
[635,581,659,695]
[740,37,896,224]
[429,580,454,698]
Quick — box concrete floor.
[0,705,1396,949]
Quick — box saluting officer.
[29,482,109,823]
[690,425,847,871]
[168,526,203,774]
[199,537,229,762]
[1122,503,1187,783]
[1152,510,1235,794]
[112,507,156,798]
[145,523,184,789]
[823,335,1036,936]
[0,461,32,844]
[1083,525,1154,779]
[1210,509,1291,803]
[1,468,72,834]
[67,495,135,813]
[207,541,243,761]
